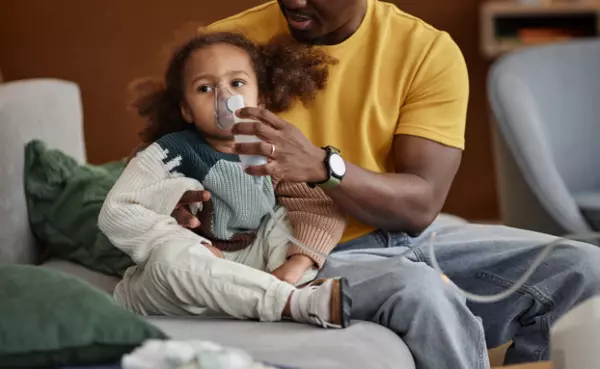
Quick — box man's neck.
[314,0,368,45]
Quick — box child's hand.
[272,255,315,285]
[202,242,224,258]
[172,190,211,229]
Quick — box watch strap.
[308,146,342,189]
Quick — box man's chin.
[287,26,320,43]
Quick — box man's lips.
[283,9,314,30]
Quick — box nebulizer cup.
[214,85,267,186]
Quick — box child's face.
[180,43,260,141]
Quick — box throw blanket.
[24,140,133,277]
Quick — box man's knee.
[371,264,472,333]
[358,262,466,318]
[397,266,466,311]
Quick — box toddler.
[99,31,351,328]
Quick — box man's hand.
[232,107,327,184]
[172,190,211,229]
[271,255,316,285]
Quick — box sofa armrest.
[0,78,86,264]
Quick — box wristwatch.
[308,146,346,189]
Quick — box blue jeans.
[317,216,600,369]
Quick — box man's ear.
[180,103,194,124]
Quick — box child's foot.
[289,277,352,328]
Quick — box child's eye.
[198,85,213,93]
[231,80,246,88]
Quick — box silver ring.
[270,144,276,157]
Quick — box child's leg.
[114,240,350,328]
[233,206,318,286]
[114,241,294,322]
[113,218,351,328]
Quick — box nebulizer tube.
[425,229,600,303]
[215,91,598,304]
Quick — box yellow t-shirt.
[208,0,469,243]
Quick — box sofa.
[0,78,416,369]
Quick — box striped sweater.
[98,129,345,268]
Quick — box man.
[172,0,600,368]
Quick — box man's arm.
[324,136,461,235]
[325,33,468,234]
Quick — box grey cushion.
[0,79,86,264]
[147,316,414,369]
[40,259,120,294]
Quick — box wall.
[0,0,497,221]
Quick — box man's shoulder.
[374,1,453,47]
[371,1,463,70]
[206,1,287,43]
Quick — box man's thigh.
[413,223,600,339]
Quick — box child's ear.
[179,103,194,124]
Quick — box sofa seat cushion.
[41,259,120,294]
[146,316,415,369]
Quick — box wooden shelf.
[480,1,600,58]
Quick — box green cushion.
[0,265,167,368]
[24,140,134,277]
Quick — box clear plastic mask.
[214,85,237,130]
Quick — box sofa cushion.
[147,316,415,369]
[24,140,133,277]
[0,265,166,369]
[0,80,87,265]
[41,259,121,294]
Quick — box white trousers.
[113,206,318,322]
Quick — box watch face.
[329,153,346,177]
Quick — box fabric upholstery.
[148,316,414,369]
[488,39,600,235]
[41,259,120,294]
[0,79,86,264]
[24,140,132,277]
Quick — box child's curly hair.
[131,31,338,144]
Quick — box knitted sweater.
[98,129,345,268]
